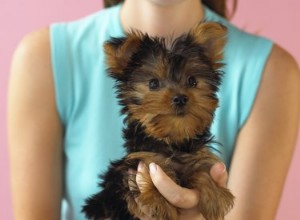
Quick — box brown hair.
[103,0,237,19]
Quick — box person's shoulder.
[250,43,300,129]
[269,44,298,68]
[10,27,53,104]
[9,28,56,123]
[12,27,51,77]
[265,44,300,85]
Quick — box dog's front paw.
[132,189,178,220]
[194,173,234,220]
[126,173,178,220]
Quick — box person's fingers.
[128,164,152,219]
[136,161,149,193]
[132,161,228,220]
[127,168,137,191]
[209,162,228,187]
[148,162,200,209]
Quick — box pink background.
[1,0,299,219]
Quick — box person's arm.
[226,44,300,219]
[8,28,63,220]
[136,44,300,220]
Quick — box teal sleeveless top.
[50,4,273,220]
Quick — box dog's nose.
[173,95,188,106]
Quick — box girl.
[8,0,300,219]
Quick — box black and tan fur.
[82,22,234,220]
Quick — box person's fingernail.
[138,162,145,171]
[149,163,157,174]
[213,162,226,174]
[220,163,226,173]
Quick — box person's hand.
[136,161,228,220]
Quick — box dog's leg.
[189,170,234,220]
[125,155,179,220]
[126,168,178,220]
[183,149,234,220]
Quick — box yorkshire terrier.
[82,22,234,220]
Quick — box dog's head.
[104,22,227,144]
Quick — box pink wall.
[1,0,299,219]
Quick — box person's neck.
[120,0,204,38]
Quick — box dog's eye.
[149,79,160,90]
[187,76,197,88]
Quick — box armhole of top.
[50,23,72,126]
[238,39,273,129]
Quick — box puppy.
[82,22,234,220]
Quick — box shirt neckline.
[111,4,216,37]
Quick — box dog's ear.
[104,32,142,80]
[190,22,227,69]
